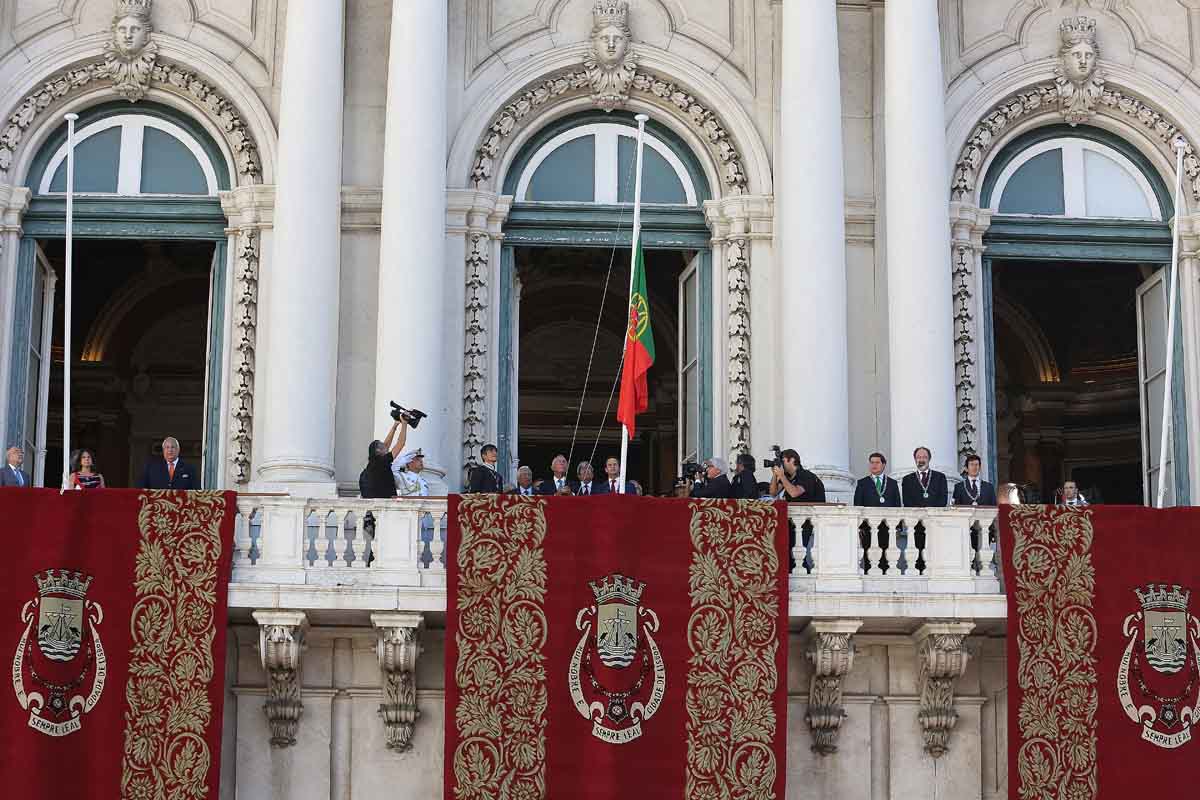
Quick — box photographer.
[359,417,408,498]
[769,449,826,503]
[689,457,734,499]
[732,453,759,499]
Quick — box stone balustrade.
[229,496,1005,619]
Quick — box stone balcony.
[229,496,1006,624]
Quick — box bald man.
[137,437,197,489]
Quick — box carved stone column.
[803,619,863,755]
[949,203,992,472]
[913,621,975,757]
[253,610,307,748]
[372,612,424,752]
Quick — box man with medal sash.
[952,453,996,507]
[901,446,948,507]
[853,452,901,507]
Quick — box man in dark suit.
[574,461,602,495]
[595,457,636,495]
[509,466,537,496]
[853,452,902,507]
[690,457,733,499]
[731,454,759,499]
[537,454,574,495]
[466,444,504,493]
[1,446,31,487]
[138,437,197,489]
[952,454,997,506]
[900,446,948,507]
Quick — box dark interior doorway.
[40,239,214,487]
[515,245,687,496]
[991,259,1148,504]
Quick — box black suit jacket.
[731,470,759,500]
[466,464,504,493]
[594,478,635,495]
[0,465,31,487]
[953,478,997,506]
[537,476,575,496]
[138,459,197,490]
[853,475,902,507]
[690,474,733,499]
[901,470,949,507]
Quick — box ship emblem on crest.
[567,572,666,744]
[1117,583,1200,749]
[11,569,107,737]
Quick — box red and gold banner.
[446,494,789,799]
[1002,505,1200,799]
[1,489,236,799]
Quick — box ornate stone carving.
[230,231,260,484]
[586,1,636,111]
[102,0,158,102]
[952,243,977,465]
[914,622,974,758]
[253,610,307,748]
[803,621,862,755]
[0,58,262,181]
[727,237,751,456]
[462,232,489,468]
[1055,17,1105,126]
[372,613,424,752]
[952,79,1200,202]
[470,69,747,195]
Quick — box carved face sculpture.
[592,22,628,68]
[113,14,149,59]
[1062,40,1096,84]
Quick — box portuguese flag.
[617,241,655,436]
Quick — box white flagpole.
[61,112,78,492]
[618,113,649,494]
[1155,136,1186,508]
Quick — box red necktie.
[168,462,175,481]
[611,480,616,493]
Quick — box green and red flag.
[617,240,655,436]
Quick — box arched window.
[989,137,1161,220]
[514,122,697,205]
[37,114,219,196]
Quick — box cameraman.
[732,453,758,499]
[359,416,408,498]
[689,457,734,499]
[769,449,826,503]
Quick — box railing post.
[370,501,423,586]
[253,497,308,584]
[923,510,976,593]
[808,507,864,591]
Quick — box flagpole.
[1155,136,1187,508]
[61,112,78,493]
[618,113,649,494]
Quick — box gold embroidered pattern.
[1008,505,1098,800]
[452,495,548,800]
[121,491,229,799]
[686,500,782,800]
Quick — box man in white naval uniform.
[392,449,435,564]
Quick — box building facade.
[1,1,1198,798]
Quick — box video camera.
[389,402,428,428]
[763,444,783,470]
[681,461,704,481]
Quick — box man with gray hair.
[137,436,197,489]
[689,456,733,499]
[1,446,30,487]
[511,466,536,496]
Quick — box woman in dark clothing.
[358,417,408,498]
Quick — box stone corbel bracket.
[913,621,975,758]
[803,619,863,755]
[253,610,307,748]
[372,612,425,752]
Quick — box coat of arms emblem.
[11,570,106,737]
[568,572,666,744]
[1117,583,1200,748]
